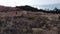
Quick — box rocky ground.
[0,11,60,34]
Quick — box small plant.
[0,20,4,27]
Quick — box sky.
[0,0,60,9]
[0,0,60,7]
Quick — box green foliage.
[16,5,60,14]
[16,5,38,11]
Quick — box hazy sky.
[0,0,60,7]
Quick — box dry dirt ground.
[0,11,60,34]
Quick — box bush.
[0,20,4,27]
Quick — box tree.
[16,5,38,11]
[53,7,58,11]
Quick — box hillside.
[0,5,60,34]
[0,5,23,12]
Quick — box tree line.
[16,5,60,14]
